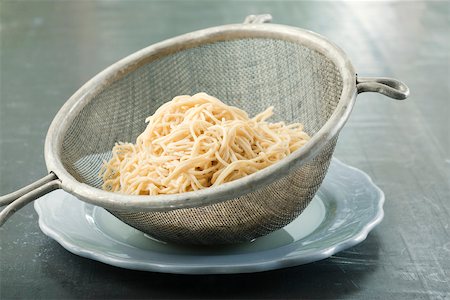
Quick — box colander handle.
[243,14,272,24]
[0,173,61,226]
[356,76,410,100]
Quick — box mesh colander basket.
[0,15,409,245]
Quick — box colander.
[0,15,409,245]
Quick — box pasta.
[100,93,310,195]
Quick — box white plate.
[34,158,384,274]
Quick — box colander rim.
[44,22,357,211]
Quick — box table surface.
[1,1,449,299]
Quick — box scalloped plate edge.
[35,158,384,274]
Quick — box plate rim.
[34,158,385,274]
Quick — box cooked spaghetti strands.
[100,93,310,195]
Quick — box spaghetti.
[100,93,310,195]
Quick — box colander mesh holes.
[110,137,337,244]
[61,38,343,244]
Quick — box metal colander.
[0,15,409,245]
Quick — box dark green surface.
[1,1,449,299]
